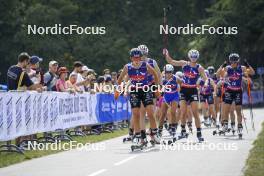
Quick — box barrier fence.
[0,90,262,142]
[0,91,132,142]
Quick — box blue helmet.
[130,48,143,58]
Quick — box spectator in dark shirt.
[7,52,42,91]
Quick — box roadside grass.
[0,128,128,168]
[244,122,264,176]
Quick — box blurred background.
[0,0,263,83]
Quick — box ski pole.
[247,77,255,131]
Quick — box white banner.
[0,92,99,141]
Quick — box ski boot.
[123,128,134,143]
[211,118,216,127]
[141,130,148,144]
[178,125,188,140]
[158,126,163,137]
[167,124,172,135]
[149,128,161,146]
[164,120,168,130]
[237,124,243,139]
[219,120,228,135]
[131,133,147,151]
[231,122,235,135]
[187,121,193,134]
[204,117,212,127]
[197,128,204,142]
[167,123,177,145]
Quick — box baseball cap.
[49,60,58,67]
[105,74,112,82]
[29,56,43,64]
[82,65,89,71]
[74,61,83,67]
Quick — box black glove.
[222,61,227,68]
[244,59,250,68]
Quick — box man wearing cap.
[44,60,58,91]
[27,55,43,84]
[7,52,42,91]
[71,61,90,92]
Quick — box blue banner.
[96,94,131,123]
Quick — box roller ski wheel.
[232,130,235,135]
[227,128,231,133]
[168,137,177,145]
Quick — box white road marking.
[114,155,138,166]
[87,169,107,176]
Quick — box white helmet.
[188,49,199,62]
[176,71,183,78]
[164,64,174,72]
[138,44,149,56]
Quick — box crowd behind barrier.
[0,91,131,142]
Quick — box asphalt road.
[0,108,263,176]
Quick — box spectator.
[104,74,113,93]
[71,61,89,92]
[96,76,105,92]
[27,56,43,84]
[103,68,111,75]
[7,52,42,91]
[81,65,89,79]
[44,60,58,91]
[66,73,82,92]
[111,71,118,85]
[88,76,97,94]
[56,67,71,92]
[7,52,43,146]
